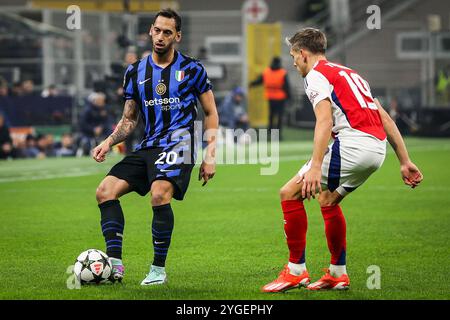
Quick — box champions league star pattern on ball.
[73,249,112,284]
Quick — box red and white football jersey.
[304,60,387,142]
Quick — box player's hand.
[301,166,322,200]
[199,159,216,186]
[92,139,111,163]
[400,161,423,189]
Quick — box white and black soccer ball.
[73,249,111,284]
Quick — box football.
[73,249,111,285]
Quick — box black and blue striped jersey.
[122,50,212,151]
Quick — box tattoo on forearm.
[109,100,139,146]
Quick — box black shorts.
[107,146,195,200]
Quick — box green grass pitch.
[0,132,449,300]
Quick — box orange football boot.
[262,265,310,293]
[307,269,350,290]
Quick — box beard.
[153,42,171,55]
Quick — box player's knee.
[318,196,339,208]
[151,186,172,206]
[151,191,171,206]
[96,184,117,204]
[279,185,298,201]
[151,181,174,206]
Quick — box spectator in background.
[124,50,138,66]
[218,86,249,130]
[218,87,250,144]
[250,56,291,141]
[11,81,23,96]
[22,79,35,96]
[36,134,56,158]
[389,98,408,135]
[0,113,15,159]
[55,133,76,157]
[45,134,57,157]
[13,138,27,159]
[41,84,59,98]
[79,92,113,155]
[110,49,140,121]
[136,33,151,53]
[24,134,40,158]
[388,98,399,123]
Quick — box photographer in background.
[78,92,113,156]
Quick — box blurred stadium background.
[0,0,449,160]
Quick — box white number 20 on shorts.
[155,151,178,165]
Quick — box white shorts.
[298,137,386,196]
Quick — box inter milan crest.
[175,70,185,82]
[156,82,167,95]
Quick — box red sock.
[281,200,307,264]
[321,205,346,265]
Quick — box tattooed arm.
[92,99,139,162]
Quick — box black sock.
[151,204,174,267]
[99,200,125,259]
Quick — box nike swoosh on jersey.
[139,78,151,85]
